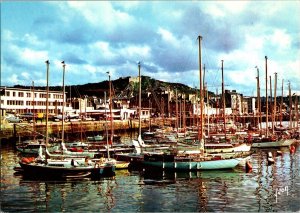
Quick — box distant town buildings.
[1,82,298,121]
[0,87,69,116]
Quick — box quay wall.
[0,118,172,143]
[0,115,289,143]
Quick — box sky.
[1,1,300,96]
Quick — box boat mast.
[45,60,50,147]
[61,61,66,144]
[183,94,186,132]
[138,62,142,137]
[221,60,226,139]
[274,72,277,128]
[280,79,284,126]
[108,71,113,147]
[104,91,110,159]
[206,82,210,138]
[256,66,262,132]
[198,35,204,146]
[265,56,269,137]
[203,64,206,135]
[296,94,299,129]
[32,81,36,142]
[288,81,292,129]
[270,75,273,134]
[176,89,178,132]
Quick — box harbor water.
[1,133,299,212]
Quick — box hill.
[12,76,208,99]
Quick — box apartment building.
[0,87,67,116]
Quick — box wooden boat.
[16,142,59,154]
[142,36,242,171]
[175,142,251,154]
[251,138,295,148]
[143,153,241,170]
[19,156,115,179]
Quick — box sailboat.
[250,57,296,148]
[103,81,129,169]
[142,36,243,170]
[16,81,59,155]
[18,61,115,179]
[114,62,172,166]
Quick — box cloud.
[1,1,299,96]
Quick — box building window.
[26,93,31,97]
[13,92,16,97]
[19,92,24,97]
[6,91,10,96]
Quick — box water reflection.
[252,145,300,212]
[1,140,299,212]
[139,167,246,212]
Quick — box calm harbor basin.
[1,133,299,212]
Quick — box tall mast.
[61,61,66,143]
[289,81,292,129]
[296,95,299,129]
[206,82,210,138]
[270,75,273,134]
[274,73,277,128]
[176,89,178,132]
[203,64,206,134]
[32,81,36,141]
[265,56,269,137]
[138,62,142,137]
[256,66,262,131]
[45,60,50,147]
[198,35,203,143]
[104,91,110,159]
[108,71,113,146]
[183,94,186,131]
[221,60,226,139]
[280,79,284,126]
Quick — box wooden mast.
[183,94,186,132]
[175,89,178,132]
[296,95,299,129]
[288,81,292,129]
[61,61,66,143]
[198,35,204,152]
[280,79,284,126]
[138,62,142,137]
[221,60,226,139]
[45,60,50,148]
[270,75,273,134]
[256,66,262,132]
[274,73,277,128]
[104,91,110,159]
[265,56,269,137]
[32,81,36,141]
[108,71,113,146]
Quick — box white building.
[0,87,69,116]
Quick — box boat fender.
[245,160,252,172]
[290,145,295,154]
[21,157,35,164]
